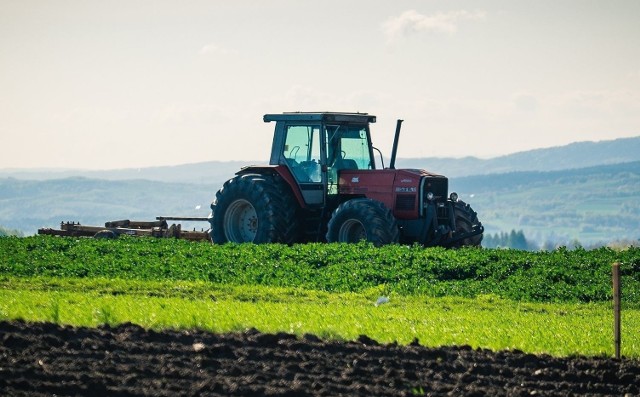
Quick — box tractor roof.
[263,112,376,124]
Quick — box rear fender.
[236,165,307,208]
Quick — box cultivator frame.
[37,217,210,241]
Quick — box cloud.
[152,103,229,124]
[553,89,640,121]
[199,43,238,56]
[628,70,640,82]
[512,93,539,112]
[382,9,486,43]
[278,85,389,113]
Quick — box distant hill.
[2,136,639,183]
[2,136,639,245]
[450,161,640,246]
[2,161,639,245]
[0,161,257,186]
[399,136,640,177]
[0,178,216,235]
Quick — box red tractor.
[209,112,483,247]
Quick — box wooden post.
[612,262,621,359]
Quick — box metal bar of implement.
[156,216,210,222]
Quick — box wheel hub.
[338,219,366,243]
[224,199,258,242]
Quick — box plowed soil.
[1,320,639,396]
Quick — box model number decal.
[395,187,417,193]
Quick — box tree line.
[0,225,23,237]
[482,229,639,251]
[482,230,538,250]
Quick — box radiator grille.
[395,194,416,211]
[423,177,448,200]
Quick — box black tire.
[209,173,299,244]
[94,230,118,239]
[452,200,483,247]
[326,198,399,247]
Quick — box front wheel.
[452,200,483,247]
[326,198,399,247]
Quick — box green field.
[1,236,639,357]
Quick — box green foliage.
[2,277,639,357]
[1,236,639,305]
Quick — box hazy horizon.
[2,1,639,170]
[2,134,638,173]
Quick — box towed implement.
[38,217,210,241]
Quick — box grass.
[1,276,638,358]
[2,236,639,305]
[2,237,638,358]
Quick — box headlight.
[449,192,459,202]
[426,192,434,201]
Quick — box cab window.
[282,125,322,183]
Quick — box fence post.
[612,262,621,359]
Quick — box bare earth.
[1,320,639,396]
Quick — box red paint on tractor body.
[338,169,444,219]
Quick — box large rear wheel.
[210,174,299,244]
[452,200,483,247]
[326,198,399,247]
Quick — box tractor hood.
[338,168,449,219]
[338,168,445,194]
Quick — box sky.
[1,0,639,170]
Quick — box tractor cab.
[264,112,377,206]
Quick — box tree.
[0,226,23,237]
[483,229,537,250]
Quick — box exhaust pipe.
[389,119,403,169]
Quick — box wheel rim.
[338,219,367,243]
[224,199,258,242]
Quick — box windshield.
[325,124,373,170]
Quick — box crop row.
[1,236,639,304]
